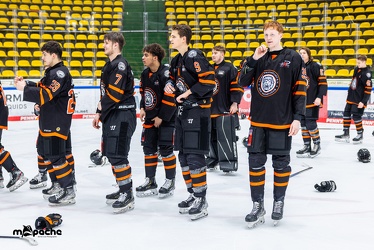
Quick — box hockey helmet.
[90,149,103,165]
[357,148,371,163]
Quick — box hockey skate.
[296,144,311,158]
[112,190,135,214]
[0,172,4,189]
[42,182,62,200]
[29,172,48,189]
[158,178,175,198]
[352,133,363,144]
[7,170,28,192]
[245,201,266,229]
[135,177,158,197]
[272,200,284,226]
[48,186,76,206]
[309,144,321,158]
[189,196,208,221]
[335,131,350,143]
[178,193,195,214]
[106,189,121,205]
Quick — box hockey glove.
[314,180,337,192]
[35,213,62,229]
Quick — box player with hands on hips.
[136,43,177,198]
[239,21,306,228]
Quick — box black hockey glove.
[35,213,62,229]
[314,180,337,192]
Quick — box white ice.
[0,119,373,250]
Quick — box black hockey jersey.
[239,48,306,129]
[346,66,372,106]
[99,54,136,122]
[0,82,8,130]
[170,48,215,108]
[23,62,75,140]
[211,61,243,117]
[139,64,176,124]
[304,60,327,108]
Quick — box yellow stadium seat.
[16,70,28,77]
[84,51,95,58]
[342,39,353,46]
[96,60,106,67]
[324,69,336,77]
[19,60,31,67]
[231,51,242,58]
[5,60,16,67]
[330,49,343,56]
[63,43,75,49]
[70,70,81,77]
[204,43,214,49]
[366,39,374,46]
[334,59,346,66]
[20,51,33,57]
[81,70,93,77]
[31,60,43,67]
[70,60,82,68]
[83,61,94,67]
[357,48,368,55]
[343,48,355,55]
[192,43,203,49]
[346,59,357,66]
[96,51,106,58]
[306,41,318,47]
[336,69,351,77]
[321,59,332,66]
[17,42,28,49]
[226,42,237,49]
[87,43,97,49]
[237,42,248,49]
[72,51,84,58]
[2,70,15,78]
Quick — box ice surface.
[0,119,373,249]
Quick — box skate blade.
[246,216,265,229]
[106,199,117,205]
[9,177,28,192]
[29,181,47,189]
[352,140,363,145]
[335,138,350,143]
[49,199,76,206]
[135,189,158,198]
[309,152,321,158]
[113,202,135,214]
[296,153,310,158]
[158,190,174,199]
[179,207,191,214]
[190,209,208,221]
[273,220,281,226]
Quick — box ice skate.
[106,189,121,205]
[352,133,363,144]
[245,201,266,229]
[309,144,321,158]
[48,186,76,206]
[296,144,311,158]
[0,172,4,189]
[158,178,175,198]
[135,177,158,197]
[272,200,284,226]
[112,190,135,214]
[189,196,208,221]
[178,193,195,214]
[6,170,28,192]
[335,131,350,143]
[42,182,62,200]
[29,172,48,189]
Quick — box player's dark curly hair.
[143,43,165,63]
[299,47,314,62]
[41,41,62,59]
[104,32,125,50]
[172,24,192,45]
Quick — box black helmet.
[90,149,103,165]
[357,148,371,163]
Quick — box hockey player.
[296,47,327,158]
[206,45,243,172]
[239,21,306,227]
[335,54,372,144]
[14,41,76,206]
[92,32,137,213]
[165,24,216,220]
[136,43,177,198]
[0,81,28,191]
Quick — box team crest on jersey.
[217,70,225,75]
[350,78,357,90]
[367,72,371,78]
[257,70,280,97]
[164,69,170,77]
[176,78,187,93]
[188,50,197,58]
[213,79,219,96]
[279,60,291,68]
[56,70,65,78]
[118,62,126,71]
[154,80,159,86]
[144,88,157,110]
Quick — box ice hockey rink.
[0,118,373,250]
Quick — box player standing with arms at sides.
[14,41,76,205]
[0,81,28,191]
[335,55,372,144]
[296,47,327,158]
[92,32,137,213]
[165,24,216,220]
[206,45,243,172]
[239,21,306,228]
[136,43,177,198]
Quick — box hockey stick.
[0,235,38,246]
[290,164,313,178]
